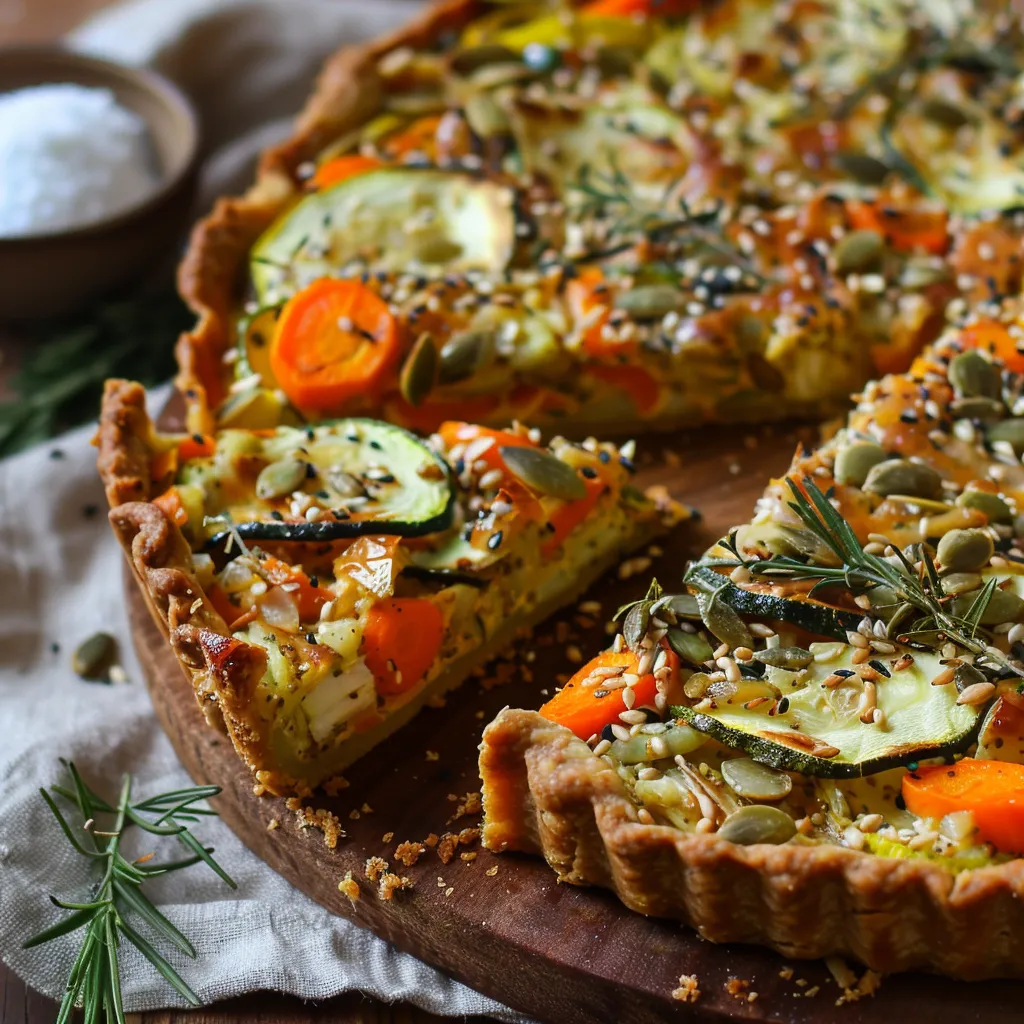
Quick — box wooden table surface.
[0,2,474,1022]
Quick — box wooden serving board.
[128,420,1022,1024]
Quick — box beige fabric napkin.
[0,2,527,1018]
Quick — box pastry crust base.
[479,707,1024,980]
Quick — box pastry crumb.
[425,750,440,761]
[835,969,883,1006]
[338,871,359,902]
[460,851,477,862]
[423,832,439,848]
[805,986,820,998]
[437,832,459,864]
[321,775,349,796]
[294,805,344,848]
[824,957,857,990]
[267,818,279,831]
[349,809,360,820]
[671,974,700,1003]
[361,802,373,814]
[382,831,394,844]
[725,977,750,1000]
[485,865,499,876]
[394,841,427,867]
[747,992,759,1003]
[447,791,482,824]
[779,967,794,981]
[365,856,389,884]
[444,886,454,897]
[378,872,413,901]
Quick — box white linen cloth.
[0,2,527,1017]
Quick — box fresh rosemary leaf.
[24,764,232,1021]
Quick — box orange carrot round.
[310,154,382,190]
[152,487,188,528]
[587,364,661,416]
[902,758,1024,853]
[541,476,607,557]
[539,650,659,739]
[260,556,334,623]
[270,278,402,413]
[177,433,216,460]
[363,597,444,696]
[847,200,948,256]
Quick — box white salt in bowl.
[0,47,199,321]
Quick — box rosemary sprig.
[23,761,235,1023]
[690,476,1024,679]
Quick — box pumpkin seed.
[717,804,796,845]
[886,601,916,637]
[683,671,713,699]
[758,523,841,566]
[667,627,714,666]
[746,352,785,392]
[721,758,793,802]
[623,601,652,651]
[613,284,687,320]
[464,91,510,138]
[899,259,950,290]
[499,445,587,501]
[956,490,1012,524]
[326,466,367,499]
[256,457,308,500]
[937,528,994,573]
[384,93,447,116]
[987,418,1024,455]
[450,43,519,76]
[939,572,983,596]
[696,589,752,650]
[610,724,704,764]
[949,397,1004,421]
[833,151,890,185]
[399,332,437,407]
[73,632,116,681]
[753,646,814,670]
[834,441,887,487]
[438,329,496,384]
[469,62,539,89]
[595,45,636,77]
[921,97,974,129]
[862,459,943,500]
[952,587,1024,625]
[948,351,1000,399]
[953,662,988,693]
[522,42,560,72]
[833,230,884,275]
[735,314,765,352]
[665,593,702,620]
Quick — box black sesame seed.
[487,530,504,550]
[270,510,284,521]
[580,466,598,479]
[600,724,616,742]
[309,576,319,588]
[369,440,383,450]
[306,633,317,644]
[834,669,855,677]
[598,450,611,463]
[869,659,891,677]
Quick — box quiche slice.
[177,0,1024,442]
[97,380,686,795]
[480,305,1024,979]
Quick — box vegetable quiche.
[98,380,682,794]
[177,0,1024,441]
[481,307,1024,979]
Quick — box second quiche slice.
[480,307,1024,978]
[97,380,684,795]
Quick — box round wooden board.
[128,421,1021,1024]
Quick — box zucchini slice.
[687,565,864,640]
[672,646,981,778]
[251,169,518,302]
[183,419,456,542]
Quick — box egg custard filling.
[182,0,1024,441]
[495,306,1024,870]
[101,383,685,795]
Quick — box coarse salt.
[0,84,159,238]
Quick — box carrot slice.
[207,584,241,626]
[363,597,445,696]
[260,555,334,622]
[847,201,948,256]
[565,267,620,357]
[152,487,188,528]
[580,0,697,15]
[384,394,500,435]
[310,154,382,190]
[539,651,659,739]
[541,476,607,557]
[177,433,216,460]
[960,319,1024,375]
[587,364,661,416]
[902,758,1024,853]
[270,279,402,413]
